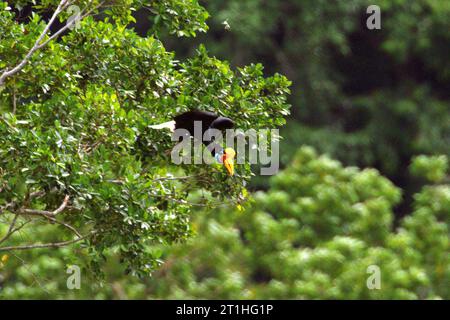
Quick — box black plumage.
[174,110,234,156]
[173,110,234,136]
[148,110,235,156]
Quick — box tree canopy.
[0,0,290,277]
[1,148,448,299]
[0,0,448,300]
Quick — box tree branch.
[0,213,19,245]
[0,202,15,216]
[18,195,70,218]
[12,84,17,114]
[35,1,106,51]
[53,194,71,215]
[0,231,95,252]
[1,194,84,250]
[0,0,72,86]
[46,216,82,238]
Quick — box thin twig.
[1,194,80,248]
[0,231,95,252]
[45,216,82,238]
[0,218,32,245]
[36,1,106,51]
[18,195,70,218]
[149,192,236,208]
[0,202,15,216]
[12,84,17,114]
[52,194,70,215]
[153,175,197,181]
[0,213,19,244]
[0,0,105,86]
[0,0,72,86]
[29,190,46,199]
[10,252,52,295]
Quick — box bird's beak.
[224,157,234,176]
[223,148,236,176]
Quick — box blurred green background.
[0,0,449,299]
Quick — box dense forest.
[0,0,448,299]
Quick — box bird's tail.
[148,120,176,132]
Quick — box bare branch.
[1,194,82,248]
[153,175,198,181]
[52,194,70,215]
[0,231,95,252]
[36,1,106,51]
[9,252,52,295]
[1,187,63,219]
[107,175,198,185]
[0,201,16,216]
[0,0,72,86]
[46,216,82,238]
[18,195,70,218]
[149,192,237,208]
[0,213,19,244]
[29,190,47,199]
[18,208,54,217]
[12,85,17,114]
[0,217,32,245]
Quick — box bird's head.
[223,148,236,176]
[216,147,235,176]
[210,116,235,130]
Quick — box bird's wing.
[173,110,218,130]
[149,120,176,131]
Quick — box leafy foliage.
[0,0,448,300]
[0,0,290,277]
[1,147,448,299]
[141,148,449,299]
[410,155,448,183]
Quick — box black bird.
[150,110,234,135]
[149,110,236,175]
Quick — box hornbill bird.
[149,110,236,175]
